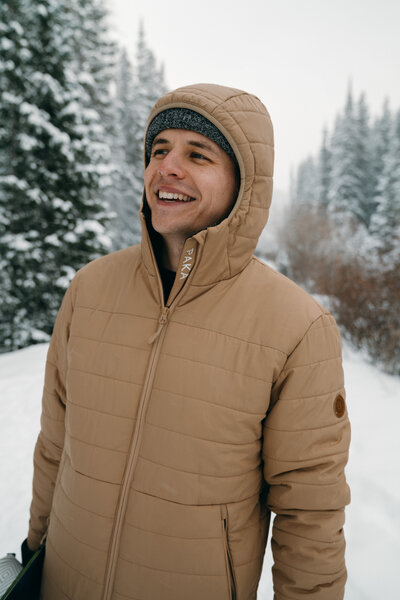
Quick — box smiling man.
[145,127,238,272]
[25,84,350,600]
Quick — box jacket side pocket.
[221,505,237,600]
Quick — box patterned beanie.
[145,108,237,166]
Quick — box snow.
[18,133,37,152]
[55,265,76,289]
[1,38,13,51]
[30,72,64,103]
[2,92,23,106]
[8,21,24,36]
[2,234,32,251]
[53,197,73,211]
[20,102,72,152]
[75,219,105,235]
[36,4,48,18]
[63,231,78,243]
[59,100,81,118]
[0,175,28,191]
[44,234,61,247]
[0,342,399,598]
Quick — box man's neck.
[160,234,186,272]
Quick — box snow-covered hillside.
[1,342,399,598]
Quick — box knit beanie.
[145,108,237,166]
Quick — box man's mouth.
[157,190,195,202]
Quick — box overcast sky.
[105,0,400,194]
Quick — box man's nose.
[158,151,185,178]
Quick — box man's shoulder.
[78,244,141,280]
[248,257,327,318]
[238,257,334,353]
[66,245,142,309]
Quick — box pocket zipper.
[221,505,237,600]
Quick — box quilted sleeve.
[263,312,351,600]
[27,277,77,550]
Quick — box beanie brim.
[145,108,237,165]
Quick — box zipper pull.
[148,307,169,344]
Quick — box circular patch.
[334,394,346,418]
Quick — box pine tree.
[107,23,168,251]
[370,100,392,201]
[355,93,375,226]
[130,22,168,188]
[292,156,318,207]
[317,127,331,209]
[394,108,400,141]
[107,49,143,249]
[370,123,400,263]
[0,0,112,351]
[328,88,372,228]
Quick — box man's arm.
[27,277,77,550]
[263,312,351,600]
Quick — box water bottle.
[0,553,23,596]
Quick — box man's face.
[144,129,237,243]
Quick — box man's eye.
[152,148,167,157]
[191,152,208,161]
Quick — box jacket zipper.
[147,306,168,344]
[221,505,236,600]
[102,240,202,600]
[102,307,169,600]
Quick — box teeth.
[158,191,194,202]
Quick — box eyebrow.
[188,140,218,155]
[152,136,218,155]
[152,137,169,147]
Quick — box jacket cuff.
[21,538,38,567]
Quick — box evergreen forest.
[0,0,166,351]
[277,89,400,375]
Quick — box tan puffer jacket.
[28,84,350,600]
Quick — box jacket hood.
[140,83,274,290]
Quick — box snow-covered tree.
[370,124,400,264]
[316,127,331,209]
[281,87,400,374]
[394,108,400,141]
[130,22,167,187]
[67,0,116,135]
[292,156,318,207]
[0,0,112,351]
[328,88,372,228]
[370,100,392,206]
[355,93,375,226]
[107,24,168,250]
[106,49,143,249]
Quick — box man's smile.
[157,190,195,202]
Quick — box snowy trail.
[1,342,399,598]
[0,344,47,561]
[340,343,400,599]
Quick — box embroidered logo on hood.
[180,247,194,280]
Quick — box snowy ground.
[1,342,399,598]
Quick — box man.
[25,84,350,600]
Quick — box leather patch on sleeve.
[334,394,346,418]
